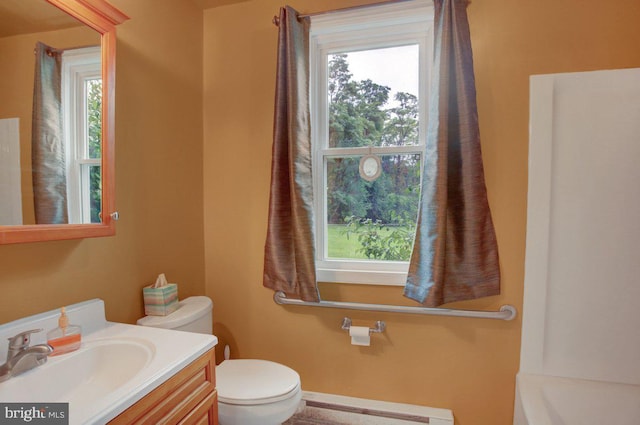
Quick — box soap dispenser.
[47,307,82,356]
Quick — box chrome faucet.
[0,329,53,382]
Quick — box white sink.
[0,299,217,424]
[0,338,154,404]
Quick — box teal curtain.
[404,0,500,306]
[32,41,68,224]
[263,6,319,302]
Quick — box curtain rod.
[34,44,99,55]
[272,0,416,26]
[273,291,517,321]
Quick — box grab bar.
[273,291,517,321]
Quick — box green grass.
[327,224,366,259]
[327,223,415,260]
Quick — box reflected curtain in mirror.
[404,0,500,306]
[32,41,68,224]
[263,6,319,302]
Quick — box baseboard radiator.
[285,392,454,425]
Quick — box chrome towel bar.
[273,291,517,321]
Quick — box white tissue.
[153,273,168,288]
[349,326,370,346]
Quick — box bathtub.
[514,373,640,425]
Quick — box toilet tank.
[137,296,212,334]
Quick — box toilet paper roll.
[349,326,371,346]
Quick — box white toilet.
[137,296,302,425]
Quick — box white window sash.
[62,46,101,224]
[310,1,434,285]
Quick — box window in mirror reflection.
[62,46,101,223]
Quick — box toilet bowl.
[137,296,302,425]
[216,359,302,425]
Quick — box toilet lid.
[216,359,301,405]
[136,296,211,329]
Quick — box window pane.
[89,165,101,223]
[326,154,421,261]
[86,79,102,159]
[328,45,419,148]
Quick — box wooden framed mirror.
[0,0,128,244]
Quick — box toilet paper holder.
[341,317,386,334]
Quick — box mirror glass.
[0,0,102,226]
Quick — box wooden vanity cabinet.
[109,349,217,425]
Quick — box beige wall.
[0,0,206,325]
[202,1,640,424]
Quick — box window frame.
[61,46,102,224]
[310,1,434,285]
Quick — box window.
[61,46,102,224]
[310,1,434,285]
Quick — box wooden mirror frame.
[0,0,128,244]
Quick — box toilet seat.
[217,359,301,406]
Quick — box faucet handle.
[8,329,44,351]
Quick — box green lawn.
[327,224,366,259]
[327,223,415,261]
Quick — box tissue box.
[143,283,178,316]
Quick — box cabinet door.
[110,349,217,424]
[178,391,218,425]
